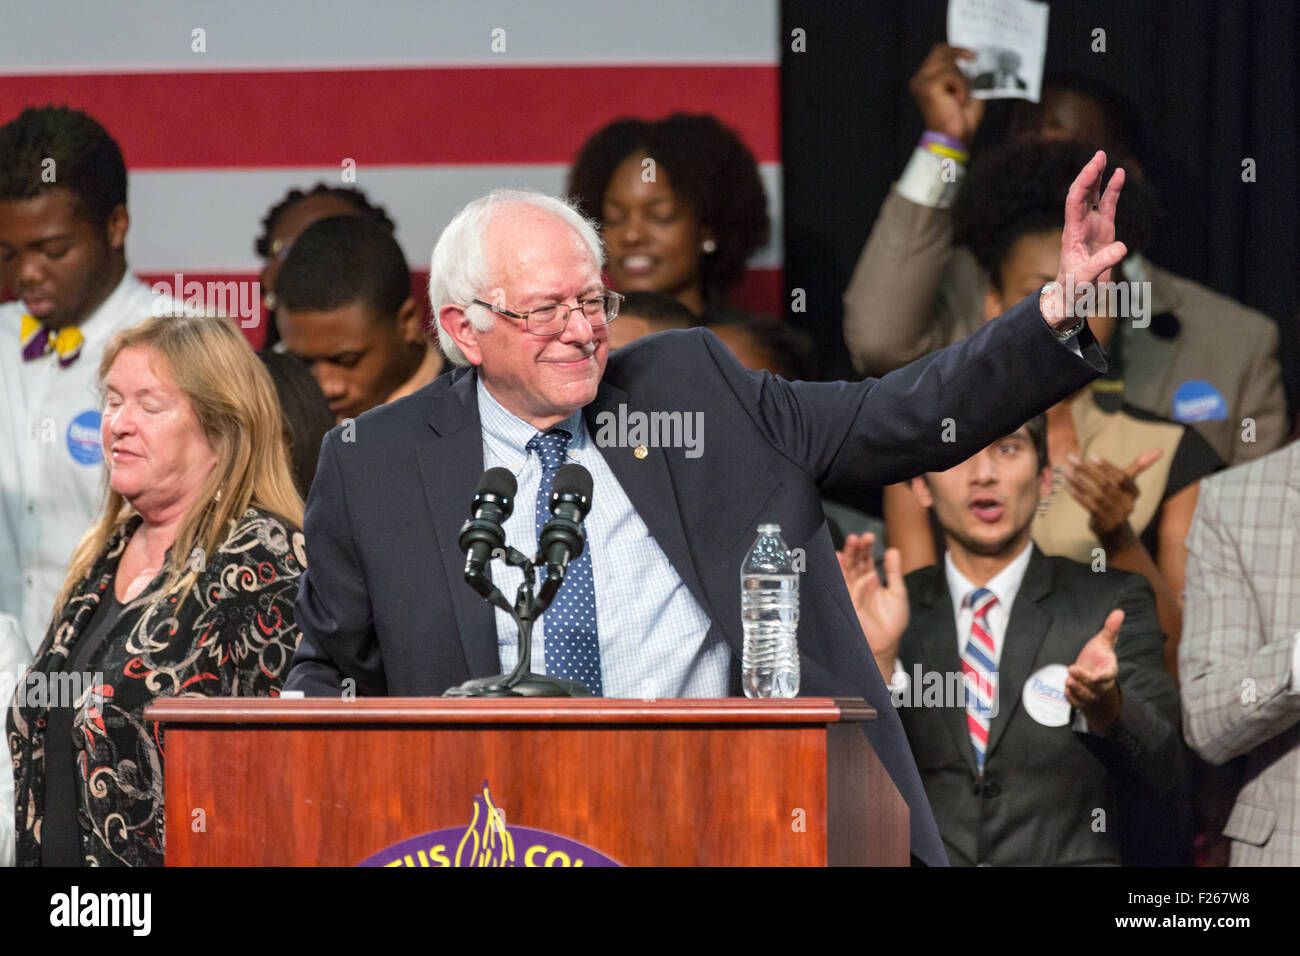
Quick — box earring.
[262,290,278,311]
[702,239,717,254]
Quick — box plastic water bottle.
[741,523,800,698]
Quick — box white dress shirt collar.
[945,540,1035,666]
[945,539,1034,614]
[476,375,586,474]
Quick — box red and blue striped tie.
[961,588,998,775]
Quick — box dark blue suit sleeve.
[285,432,388,697]
[697,294,1105,499]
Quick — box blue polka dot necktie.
[527,429,602,695]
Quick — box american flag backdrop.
[0,0,783,346]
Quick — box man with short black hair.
[0,106,171,651]
[275,215,441,423]
[843,417,1184,865]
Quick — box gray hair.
[429,188,605,366]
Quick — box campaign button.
[1172,380,1228,423]
[1022,664,1071,727]
[66,410,102,465]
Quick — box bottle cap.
[757,523,781,534]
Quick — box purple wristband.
[919,131,969,155]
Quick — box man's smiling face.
[466,206,610,430]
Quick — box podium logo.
[358,782,620,867]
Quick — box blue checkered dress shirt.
[477,377,730,697]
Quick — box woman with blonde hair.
[7,312,306,867]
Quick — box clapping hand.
[1066,608,1124,735]
[1063,448,1162,547]
[838,531,909,676]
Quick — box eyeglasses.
[471,291,623,337]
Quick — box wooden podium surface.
[146,696,909,867]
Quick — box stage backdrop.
[0,0,783,347]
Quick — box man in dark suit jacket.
[841,417,1184,865]
[286,158,1126,867]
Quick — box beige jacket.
[842,188,1287,465]
[1180,443,1300,865]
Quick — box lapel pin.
[634,445,648,459]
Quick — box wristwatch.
[1041,283,1087,341]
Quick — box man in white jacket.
[0,106,173,652]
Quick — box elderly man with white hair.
[287,156,1126,866]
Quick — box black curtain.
[780,0,1300,416]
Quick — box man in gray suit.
[842,44,1287,467]
[1181,441,1300,865]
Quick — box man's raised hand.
[908,43,986,149]
[1041,151,1127,330]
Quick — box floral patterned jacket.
[7,507,305,866]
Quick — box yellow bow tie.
[21,314,83,367]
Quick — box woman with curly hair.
[7,312,306,866]
[567,113,771,323]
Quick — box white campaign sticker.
[1022,664,1071,727]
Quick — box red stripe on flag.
[2,66,779,168]
[727,268,784,318]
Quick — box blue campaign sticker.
[1171,380,1228,423]
[66,410,103,465]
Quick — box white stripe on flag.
[0,0,778,75]
[125,164,783,273]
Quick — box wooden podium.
[145,696,909,866]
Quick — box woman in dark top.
[7,312,305,866]
[567,112,771,324]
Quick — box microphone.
[442,464,595,698]
[536,464,593,607]
[459,467,516,578]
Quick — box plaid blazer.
[1180,442,1300,865]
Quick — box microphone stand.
[443,545,593,698]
